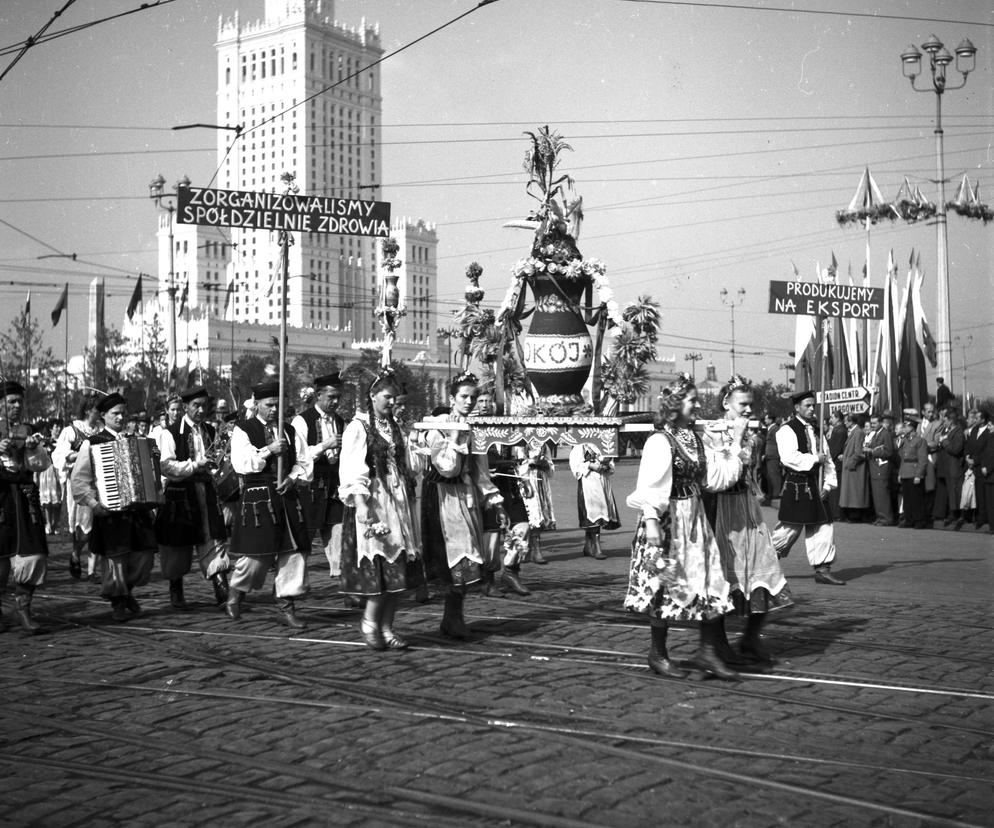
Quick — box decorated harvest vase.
[523,271,592,408]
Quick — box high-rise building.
[145,0,441,382]
[216,0,383,338]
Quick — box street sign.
[176,186,391,236]
[826,399,870,416]
[816,386,871,404]
[768,280,885,319]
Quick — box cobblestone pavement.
[2,460,992,827]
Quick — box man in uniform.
[771,389,844,585]
[71,393,157,622]
[226,381,312,628]
[291,372,345,578]
[155,386,232,608]
[0,381,52,632]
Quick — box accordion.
[92,436,164,511]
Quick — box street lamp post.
[779,361,794,387]
[683,352,703,383]
[719,287,746,376]
[900,35,977,383]
[436,326,459,386]
[149,173,190,384]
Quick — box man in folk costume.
[0,381,52,633]
[70,393,158,622]
[291,372,345,578]
[226,381,312,629]
[155,386,232,609]
[771,390,844,585]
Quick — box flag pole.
[63,306,69,419]
[277,229,289,485]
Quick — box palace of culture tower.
[141,0,438,376]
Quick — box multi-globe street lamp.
[900,34,977,383]
[149,173,190,381]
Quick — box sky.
[0,0,991,397]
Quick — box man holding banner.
[771,390,844,585]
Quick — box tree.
[0,309,59,418]
[229,353,276,403]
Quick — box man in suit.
[826,411,847,521]
[977,416,994,536]
[865,413,896,526]
[918,402,941,524]
[932,406,965,526]
[964,410,991,530]
[935,378,953,410]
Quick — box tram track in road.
[1,666,988,828]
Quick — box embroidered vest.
[236,418,297,483]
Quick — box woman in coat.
[839,414,869,521]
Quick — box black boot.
[210,572,230,607]
[500,566,531,596]
[689,620,739,680]
[110,596,129,623]
[124,591,142,616]
[225,588,244,621]
[276,597,307,630]
[439,591,469,639]
[14,587,41,634]
[712,616,748,667]
[529,533,548,565]
[647,622,687,678]
[739,613,774,665]
[169,578,189,610]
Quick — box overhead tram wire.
[0,0,78,84]
[611,0,994,28]
[205,0,503,188]
[0,1,176,59]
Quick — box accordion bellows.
[92,436,164,510]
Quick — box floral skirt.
[624,500,733,623]
[340,506,411,596]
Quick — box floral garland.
[504,255,622,328]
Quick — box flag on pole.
[178,279,189,317]
[223,280,235,321]
[792,264,818,391]
[844,269,862,386]
[898,255,928,412]
[126,274,143,321]
[51,283,68,327]
[23,290,31,316]
[871,250,901,415]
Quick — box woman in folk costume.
[624,374,745,681]
[52,393,104,581]
[70,393,157,623]
[702,376,793,667]
[36,419,63,534]
[339,369,420,650]
[569,442,620,560]
[422,372,507,639]
[519,444,555,565]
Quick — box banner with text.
[177,187,391,237]
[768,280,885,319]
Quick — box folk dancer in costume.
[52,393,103,581]
[422,373,507,639]
[624,374,745,681]
[291,373,346,580]
[520,444,555,565]
[702,376,793,667]
[339,370,420,650]
[0,381,52,633]
[70,393,157,623]
[225,381,312,629]
[568,442,620,561]
[771,390,844,585]
[37,418,64,535]
[475,389,530,597]
[150,395,182,442]
[154,386,232,609]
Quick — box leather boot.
[0,600,7,633]
[712,616,748,667]
[169,578,189,610]
[500,567,531,596]
[110,596,129,623]
[276,597,307,630]
[14,588,41,634]
[690,620,739,680]
[529,533,547,565]
[210,572,230,606]
[739,613,773,665]
[225,588,244,621]
[124,592,142,617]
[647,622,687,679]
[439,591,469,639]
[813,566,846,586]
[69,546,82,580]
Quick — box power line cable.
[0,0,78,84]
[611,0,994,28]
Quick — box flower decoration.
[363,521,391,539]
[501,529,529,567]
